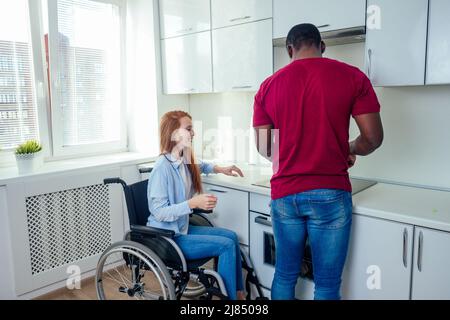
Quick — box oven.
[249,211,314,290]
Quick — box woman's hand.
[188,194,217,210]
[214,165,244,177]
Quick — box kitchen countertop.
[202,163,273,196]
[201,163,450,233]
[352,183,450,232]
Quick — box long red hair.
[159,111,203,194]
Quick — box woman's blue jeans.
[270,189,353,300]
[173,225,244,300]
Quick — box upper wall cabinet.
[212,19,273,92]
[161,32,212,94]
[211,0,272,29]
[426,0,450,85]
[159,0,211,39]
[365,0,428,86]
[273,0,366,39]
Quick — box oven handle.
[255,215,272,227]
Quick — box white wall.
[188,42,450,190]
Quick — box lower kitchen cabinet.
[411,227,450,299]
[203,183,249,245]
[342,214,450,300]
[341,214,413,299]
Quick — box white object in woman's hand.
[188,194,217,210]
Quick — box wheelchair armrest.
[130,225,175,238]
[192,208,213,214]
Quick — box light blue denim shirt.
[146,154,215,234]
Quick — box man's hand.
[347,154,357,168]
[214,165,244,177]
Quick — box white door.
[341,214,413,299]
[411,227,450,299]
[211,0,272,29]
[273,0,366,39]
[365,0,428,86]
[426,0,450,85]
[203,184,249,245]
[159,0,211,38]
[212,19,273,92]
[161,31,213,94]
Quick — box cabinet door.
[212,19,273,92]
[426,0,450,85]
[161,32,212,94]
[341,214,413,299]
[411,227,450,299]
[365,0,428,86]
[203,184,249,245]
[273,0,366,39]
[159,0,210,38]
[211,0,272,29]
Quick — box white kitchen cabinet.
[411,227,450,299]
[426,0,450,85]
[341,214,414,299]
[365,0,428,86]
[203,183,249,245]
[211,0,272,29]
[212,19,273,92]
[273,0,366,39]
[159,0,211,39]
[161,31,213,94]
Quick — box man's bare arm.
[350,113,384,156]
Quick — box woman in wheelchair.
[147,110,246,300]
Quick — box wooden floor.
[36,263,214,300]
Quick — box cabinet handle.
[207,188,227,194]
[317,24,331,29]
[186,88,196,93]
[255,216,272,227]
[229,15,251,22]
[417,231,423,272]
[402,228,408,268]
[177,27,193,34]
[232,85,252,90]
[367,48,373,80]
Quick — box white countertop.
[202,164,450,233]
[353,183,450,232]
[202,163,273,196]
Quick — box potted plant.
[15,140,43,174]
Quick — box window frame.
[46,0,128,158]
[0,0,49,166]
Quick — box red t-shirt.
[253,57,380,200]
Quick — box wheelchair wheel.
[96,240,176,300]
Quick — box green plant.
[15,140,42,155]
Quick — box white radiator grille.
[26,184,112,275]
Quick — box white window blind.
[0,0,39,150]
[48,0,124,155]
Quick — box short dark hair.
[286,23,322,51]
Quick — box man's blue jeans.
[174,225,244,300]
[270,189,353,300]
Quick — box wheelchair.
[95,169,267,300]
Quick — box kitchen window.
[0,0,40,151]
[46,0,127,157]
[0,0,127,162]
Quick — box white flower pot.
[15,151,43,174]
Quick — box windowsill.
[0,152,157,185]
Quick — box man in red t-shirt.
[253,24,383,300]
